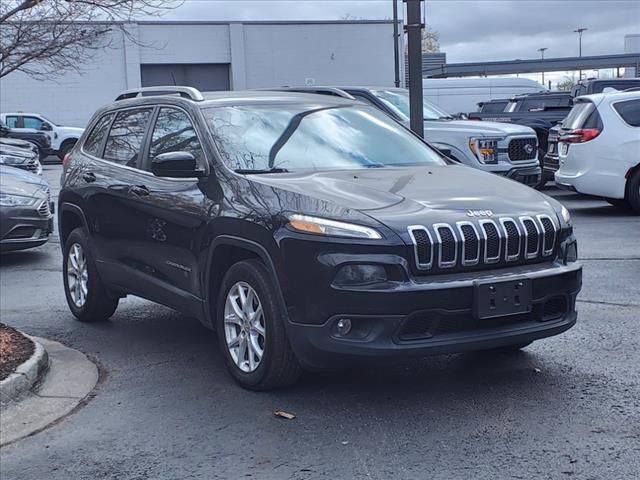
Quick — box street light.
[574,28,587,79]
[538,47,548,85]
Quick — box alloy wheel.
[223,281,266,373]
[67,243,88,308]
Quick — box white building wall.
[243,23,397,88]
[0,21,399,127]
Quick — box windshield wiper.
[234,167,290,174]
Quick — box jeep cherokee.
[59,86,582,390]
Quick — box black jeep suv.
[59,87,582,390]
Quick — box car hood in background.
[0,144,37,158]
[0,165,48,190]
[0,171,46,198]
[424,119,534,136]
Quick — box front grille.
[508,138,537,161]
[408,215,558,273]
[37,200,50,217]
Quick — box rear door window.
[83,113,115,157]
[103,108,153,167]
[613,99,640,127]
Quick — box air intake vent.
[501,219,520,261]
[408,226,433,269]
[435,224,457,267]
[457,222,480,265]
[480,220,501,263]
[537,215,557,256]
[520,217,539,258]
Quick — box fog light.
[336,318,352,336]
[333,264,387,286]
[564,241,578,263]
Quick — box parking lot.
[0,163,638,479]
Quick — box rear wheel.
[216,259,302,390]
[63,228,118,322]
[625,169,640,215]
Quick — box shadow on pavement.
[0,249,51,268]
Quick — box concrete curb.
[0,334,49,406]
[0,337,99,447]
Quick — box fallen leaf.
[273,410,296,420]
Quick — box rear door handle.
[129,185,150,197]
[82,172,96,183]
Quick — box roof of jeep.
[198,90,359,107]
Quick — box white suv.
[555,91,640,214]
[0,113,84,161]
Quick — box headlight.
[560,205,572,225]
[0,154,27,165]
[288,214,382,240]
[0,194,37,207]
[469,137,500,164]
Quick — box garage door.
[141,64,230,91]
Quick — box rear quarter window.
[562,101,602,130]
[83,113,114,157]
[613,99,640,127]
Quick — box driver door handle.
[129,185,150,197]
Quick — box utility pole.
[404,0,424,137]
[538,47,547,85]
[392,0,400,87]
[574,28,587,79]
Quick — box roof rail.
[115,86,205,102]
[259,86,357,100]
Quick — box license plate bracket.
[473,278,532,319]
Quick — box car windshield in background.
[203,105,445,173]
[370,89,453,121]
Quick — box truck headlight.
[0,154,27,165]
[469,138,500,164]
[0,194,37,207]
[288,214,382,240]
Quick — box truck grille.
[407,215,558,273]
[508,138,537,161]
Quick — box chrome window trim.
[407,225,433,270]
[433,223,457,268]
[479,219,502,264]
[499,217,521,262]
[519,216,540,259]
[456,221,480,266]
[537,214,557,256]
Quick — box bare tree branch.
[0,0,181,79]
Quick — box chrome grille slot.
[537,215,557,256]
[37,200,50,217]
[407,226,433,270]
[434,223,457,268]
[520,217,540,259]
[479,220,502,264]
[456,221,480,266]
[500,218,521,261]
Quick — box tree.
[556,76,576,91]
[0,0,178,79]
[421,25,440,53]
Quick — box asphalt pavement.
[1,164,639,479]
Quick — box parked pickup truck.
[469,91,574,186]
[0,112,84,161]
[269,86,542,187]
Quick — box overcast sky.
[162,0,639,63]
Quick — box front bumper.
[285,262,582,370]
[504,165,542,187]
[0,204,53,252]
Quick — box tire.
[63,227,118,322]
[216,259,302,390]
[57,140,76,161]
[34,144,45,161]
[625,169,640,215]
[534,148,548,190]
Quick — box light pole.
[538,47,548,85]
[574,28,587,79]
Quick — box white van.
[423,77,546,115]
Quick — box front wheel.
[63,228,118,322]
[216,259,302,390]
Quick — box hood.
[0,165,48,189]
[247,165,558,232]
[0,172,45,198]
[0,137,33,149]
[424,119,534,136]
[0,144,36,158]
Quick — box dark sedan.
[1,166,53,252]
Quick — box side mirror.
[151,151,204,178]
[41,122,53,131]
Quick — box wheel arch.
[204,236,288,329]
[59,202,89,249]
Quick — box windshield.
[370,89,452,120]
[203,104,445,173]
